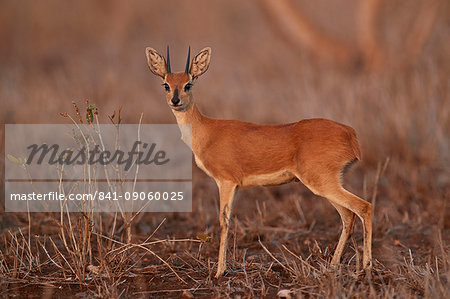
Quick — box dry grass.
[0,0,449,298]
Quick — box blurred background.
[0,0,449,296]
[0,0,448,226]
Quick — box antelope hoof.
[215,262,227,278]
[363,261,373,270]
[215,268,225,278]
[330,261,339,269]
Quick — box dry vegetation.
[0,0,449,298]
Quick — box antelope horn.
[167,45,171,73]
[185,46,191,74]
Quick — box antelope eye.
[162,83,170,92]
[184,83,192,92]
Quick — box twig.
[258,238,295,275]
[242,248,251,292]
[282,244,319,273]
[133,287,209,295]
[133,243,187,284]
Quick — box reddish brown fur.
[145,47,372,278]
[180,111,359,187]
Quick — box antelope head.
[146,46,211,112]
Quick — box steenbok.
[145,46,372,278]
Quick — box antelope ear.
[190,47,211,79]
[145,47,167,78]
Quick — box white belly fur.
[194,155,297,187]
[242,170,297,187]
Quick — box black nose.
[171,97,180,105]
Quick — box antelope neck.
[172,101,206,149]
[172,101,204,126]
